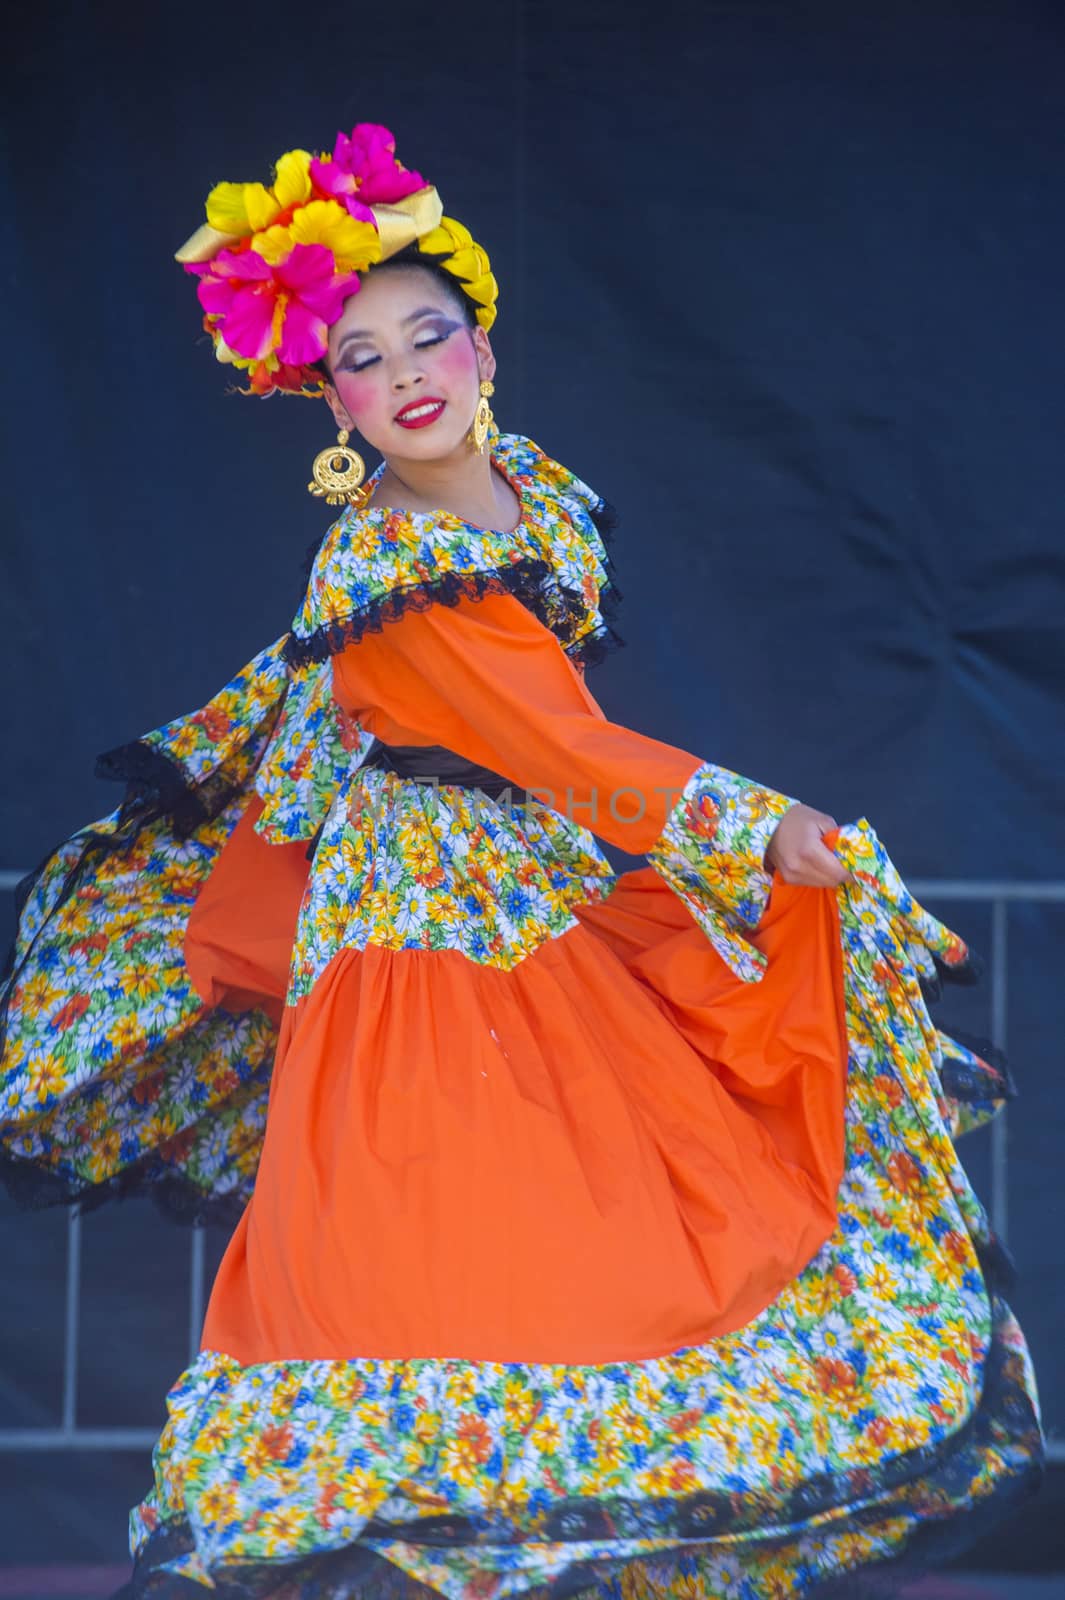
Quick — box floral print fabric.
[286,426,621,669]
[252,659,375,844]
[124,822,1042,1598]
[0,791,278,1218]
[288,768,616,1000]
[645,759,798,983]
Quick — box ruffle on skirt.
[112,824,1042,1600]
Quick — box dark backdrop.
[2,0,1063,1572]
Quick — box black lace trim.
[588,495,623,595]
[939,1026,1018,1105]
[919,949,986,1008]
[589,497,619,543]
[94,739,210,836]
[94,730,266,843]
[284,556,625,671]
[115,1294,1043,1598]
[0,1144,248,1230]
[567,619,627,670]
[292,493,626,670]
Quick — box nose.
[391,358,427,391]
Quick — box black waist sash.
[359,737,537,807]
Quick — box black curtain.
[3,0,1062,1566]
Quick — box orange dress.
[191,589,849,1367]
[0,428,1040,1597]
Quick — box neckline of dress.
[354,433,532,539]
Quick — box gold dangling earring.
[308,429,371,508]
[467,379,495,454]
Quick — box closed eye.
[344,330,450,374]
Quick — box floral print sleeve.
[646,761,798,981]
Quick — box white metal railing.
[0,875,1061,1461]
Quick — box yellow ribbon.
[174,184,444,265]
[372,185,444,260]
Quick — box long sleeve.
[331,592,798,978]
[334,591,700,855]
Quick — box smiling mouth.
[395,400,446,427]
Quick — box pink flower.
[310,122,426,219]
[194,243,362,365]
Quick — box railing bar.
[189,1225,206,1366]
[4,871,1065,901]
[61,1206,81,1432]
[909,881,1065,901]
[0,1428,162,1450]
[990,900,1009,1244]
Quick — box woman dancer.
[0,123,1043,1598]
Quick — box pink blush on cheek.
[434,338,478,385]
[332,372,378,420]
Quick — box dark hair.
[315,247,479,384]
[380,245,480,328]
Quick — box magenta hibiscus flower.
[195,244,362,366]
[310,122,426,220]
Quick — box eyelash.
[345,331,450,373]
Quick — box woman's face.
[324,264,493,461]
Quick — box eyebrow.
[335,307,452,354]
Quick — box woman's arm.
[330,590,840,928]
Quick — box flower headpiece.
[176,124,499,397]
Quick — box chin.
[391,420,469,456]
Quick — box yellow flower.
[636,1463,673,1494]
[205,150,313,238]
[196,1481,238,1524]
[496,1479,531,1515]
[23,971,61,1010]
[867,1261,898,1300]
[320,579,354,623]
[441,1439,479,1486]
[503,1383,537,1431]
[615,1408,652,1446]
[119,965,156,1004]
[252,199,381,272]
[530,1415,562,1454]
[241,1435,279,1476]
[350,527,380,559]
[337,1466,386,1515]
[34,1059,67,1103]
[172,725,203,758]
[750,1377,780,1406]
[595,1433,626,1471]
[413,1409,441,1444]
[446,1368,479,1405]
[109,1014,144,1053]
[198,1416,230,1452]
[262,1501,305,1549]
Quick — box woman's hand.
[764,803,851,887]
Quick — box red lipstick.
[394,397,446,428]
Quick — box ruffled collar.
[283,429,623,671]
[349,423,532,537]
